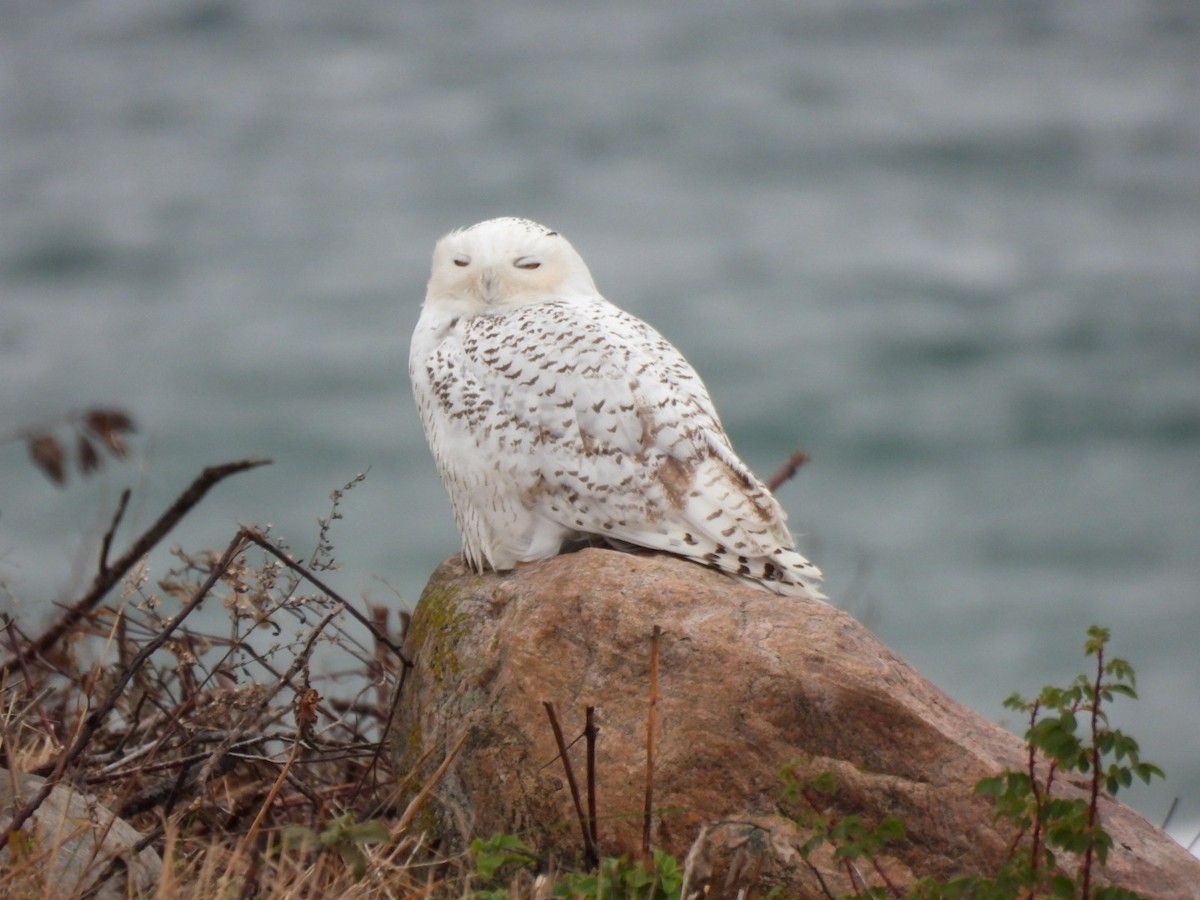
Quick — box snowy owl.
[409,217,824,601]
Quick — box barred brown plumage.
[409,217,824,601]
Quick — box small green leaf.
[1049,874,1077,897]
[1002,692,1032,712]
[471,833,537,882]
[337,843,368,880]
[799,834,825,859]
[876,816,907,843]
[1136,761,1165,783]
[281,824,318,851]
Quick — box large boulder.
[396,548,1199,897]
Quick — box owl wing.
[445,298,797,561]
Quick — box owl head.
[425,217,599,315]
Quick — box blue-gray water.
[2,0,1198,846]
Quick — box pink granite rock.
[396,548,1199,897]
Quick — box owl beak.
[477,270,501,305]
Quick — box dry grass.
[0,464,472,899]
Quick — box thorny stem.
[1081,640,1106,896]
[1026,698,1044,896]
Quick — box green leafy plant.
[776,626,1164,899]
[471,832,543,896]
[781,766,907,897]
[961,625,1164,899]
[470,832,682,899]
[552,849,683,899]
[282,814,391,881]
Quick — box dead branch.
[2,531,249,846]
[585,705,598,849]
[98,487,132,576]
[192,600,344,792]
[391,729,469,837]
[765,448,810,492]
[238,527,410,666]
[643,625,661,858]
[544,701,598,868]
[0,458,271,682]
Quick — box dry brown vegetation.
[0,457,474,898]
[6,432,1180,898]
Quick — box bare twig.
[0,458,270,682]
[356,660,411,808]
[1161,797,1179,833]
[98,488,131,576]
[238,527,410,666]
[225,733,305,882]
[765,449,810,492]
[643,625,661,859]
[809,860,838,900]
[3,531,248,846]
[371,605,392,715]
[79,822,164,900]
[543,701,598,868]
[193,600,344,792]
[585,705,598,848]
[391,730,469,837]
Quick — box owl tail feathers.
[721,546,828,603]
[674,535,826,602]
[602,531,826,602]
[737,565,827,602]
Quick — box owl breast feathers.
[409,217,824,601]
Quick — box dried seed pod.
[297,686,321,740]
[77,433,102,475]
[83,408,136,435]
[28,434,67,485]
[83,407,136,459]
